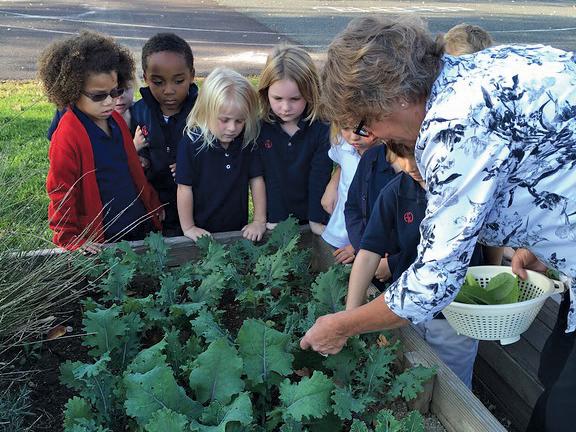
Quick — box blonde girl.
[257,45,333,235]
[176,67,266,241]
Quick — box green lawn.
[0,81,54,247]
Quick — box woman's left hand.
[300,312,349,355]
[242,221,266,242]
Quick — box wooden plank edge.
[399,326,506,432]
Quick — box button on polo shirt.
[72,106,148,240]
[176,131,263,233]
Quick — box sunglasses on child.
[353,119,372,138]
[81,87,125,102]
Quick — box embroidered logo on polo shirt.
[403,211,414,224]
[264,139,272,149]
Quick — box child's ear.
[190,67,195,81]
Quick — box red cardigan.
[46,110,162,250]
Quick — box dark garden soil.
[1,300,90,431]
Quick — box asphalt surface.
[0,0,574,79]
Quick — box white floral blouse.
[384,45,576,331]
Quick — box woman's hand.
[333,244,355,264]
[183,226,211,242]
[309,221,326,235]
[300,312,349,355]
[242,221,266,242]
[375,257,391,282]
[511,248,548,280]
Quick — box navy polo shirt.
[258,119,332,224]
[360,172,484,283]
[72,106,148,240]
[344,145,397,251]
[176,130,263,233]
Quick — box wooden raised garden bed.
[6,226,506,431]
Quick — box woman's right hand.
[184,226,212,242]
[511,248,547,280]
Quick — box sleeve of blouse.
[383,125,511,323]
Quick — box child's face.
[268,79,306,125]
[341,127,380,155]
[398,156,424,183]
[114,82,135,115]
[144,51,193,116]
[76,71,119,126]
[213,104,246,145]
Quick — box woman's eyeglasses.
[81,87,125,102]
[353,119,372,137]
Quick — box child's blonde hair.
[258,45,321,123]
[185,67,260,150]
[443,23,493,56]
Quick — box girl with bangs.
[257,45,333,235]
[176,67,266,242]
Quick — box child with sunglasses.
[39,31,163,252]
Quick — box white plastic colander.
[443,266,564,345]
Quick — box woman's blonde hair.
[320,15,443,127]
[442,23,493,56]
[258,45,321,123]
[185,67,260,149]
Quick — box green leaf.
[311,265,349,315]
[144,408,189,432]
[388,366,436,401]
[265,217,300,250]
[99,263,134,302]
[350,420,370,432]
[188,272,227,306]
[331,387,366,421]
[141,232,169,275]
[127,339,168,374]
[191,309,232,344]
[374,410,402,432]
[401,411,425,432]
[279,371,334,422]
[486,273,519,304]
[61,361,84,391]
[189,338,244,404]
[323,346,359,387]
[68,354,118,422]
[124,364,202,425]
[63,397,93,428]
[165,329,202,379]
[192,393,253,431]
[363,343,397,395]
[237,319,293,385]
[158,274,182,307]
[82,305,127,356]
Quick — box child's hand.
[139,156,150,170]
[133,126,149,152]
[321,183,338,215]
[333,244,355,264]
[154,208,166,222]
[242,221,266,242]
[78,241,102,256]
[309,221,326,236]
[266,222,278,231]
[184,226,211,242]
[375,257,391,282]
[169,163,176,178]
